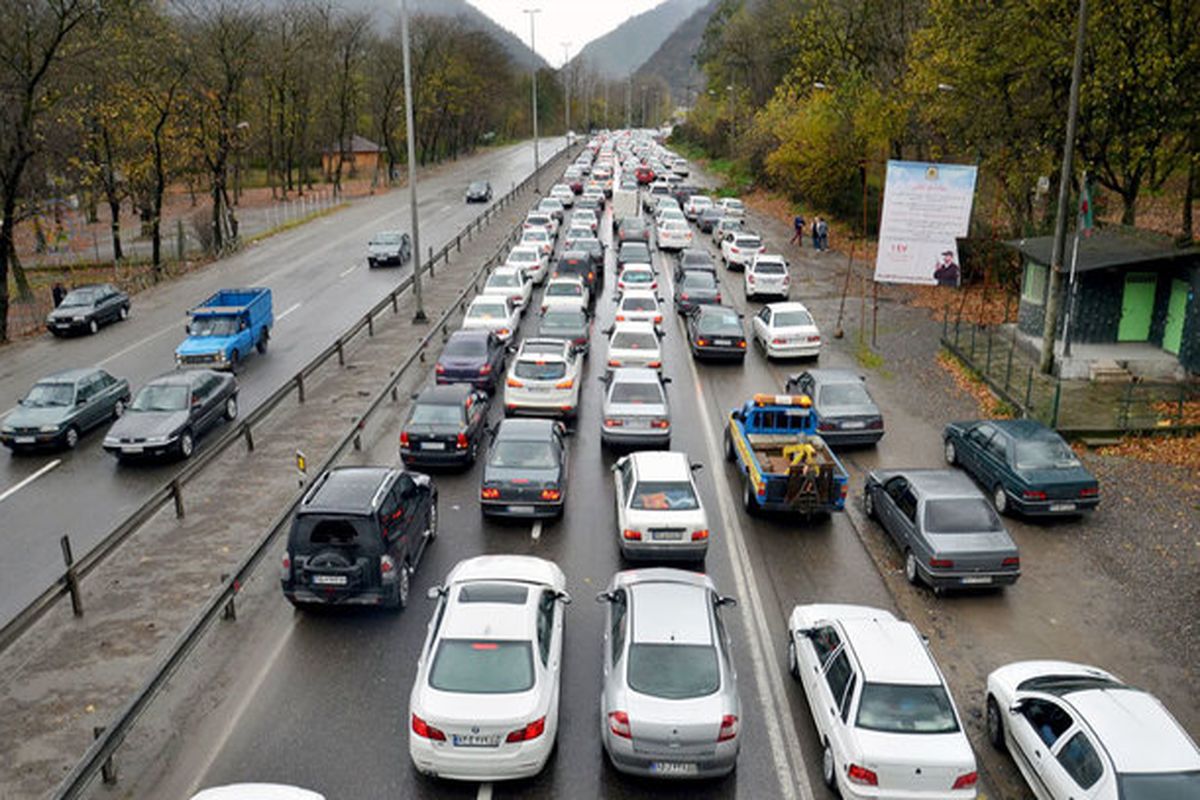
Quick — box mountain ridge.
[634,0,719,105]
[571,0,708,79]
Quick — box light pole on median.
[400,0,425,322]
[524,8,542,192]
[561,42,571,146]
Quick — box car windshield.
[131,384,188,412]
[611,331,657,349]
[467,303,507,320]
[487,273,520,288]
[820,383,872,407]
[59,288,100,307]
[523,231,548,242]
[622,272,653,285]
[1117,771,1200,800]
[443,337,486,357]
[698,313,740,334]
[23,382,75,407]
[468,181,488,192]
[514,360,567,380]
[627,643,719,700]
[508,250,536,262]
[372,233,402,245]
[547,283,582,297]
[611,382,663,404]
[856,683,960,734]
[490,440,557,468]
[924,499,1002,533]
[409,403,464,426]
[189,316,239,336]
[755,261,787,274]
[737,236,762,248]
[631,479,698,510]
[774,310,814,327]
[682,273,717,289]
[1014,437,1081,469]
[724,199,744,210]
[622,297,657,311]
[429,640,534,694]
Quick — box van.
[611,187,639,229]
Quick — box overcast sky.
[468,0,665,65]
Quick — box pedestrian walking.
[817,218,829,251]
[790,213,806,246]
[811,218,821,251]
[51,282,67,307]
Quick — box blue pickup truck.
[723,393,849,517]
[176,288,273,371]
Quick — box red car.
[634,165,656,185]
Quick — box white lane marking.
[339,264,357,278]
[0,459,62,505]
[276,302,301,321]
[476,783,493,800]
[530,521,542,541]
[96,323,179,368]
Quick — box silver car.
[600,368,671,449]
[786,369,885,446]
[596,569,741,779]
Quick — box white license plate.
[312,574,348,586]
[527,386,551,393]
[713,339,732,346]
[651,762,698,776]
[652,529,684,541]
[452,734,501,748]
[1049,503,1076,512]
[14,436,35,444]
[122,445,144,453]
[421,441,446,451]
[508,505,535,514]
[961,576,993,585]
[841,421,866,429]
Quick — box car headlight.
[214,351,226,362]
[145,435,172,445]
[73,316,86,322]
[1,426,14,435]
[39,425,60,433]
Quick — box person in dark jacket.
[52,282,67,307]
[933,251,961,286]
[811,218,821,250]
[790,213,806,246]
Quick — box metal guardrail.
[0,144,574,655]
[47,143,577,800]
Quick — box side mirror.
[595,591,615,604]
[77,396,88,406]
[715,595,737,607]
[655,328,665,338]
[556,590,572,605]
[661,376,672,385]
[796,626,816,640]
[1009,699,1026,715]
[690,462,704,472]
[426,586,446,600]
[601,326,613,336]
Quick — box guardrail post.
[242,425,255,452]
[296,372,306,403]
[441,324,449,343]
[1176,384,1186,425]
[61,536,83,617]
[457,234,462,253]
[1004,337,1015,391]
[93,726,117,784]
[428,246,434,277]
[391,386,399,403]
[391,291,398,313]
[367,314,374,337]
[1120,381,1134,429]
[1024,367,1034,417]
[220,573,237,621]
[970,323,977,360]
[336,339,344,366]
[353,422,363,451]
[171,480,185,518]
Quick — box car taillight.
[412,713,446,741]
[608,711,631,739]
[555,379,574,389]
[573,336,587,345]
[808,335,821,343]
[1022,490,1047,501]
[653,314,662,324]
[615,314,626,321]
[1002,556,1021,567]
[505,716,546,743]
[818,421,836,431]
[747,274,756,283]
[481,487,500,500]
[716,293,722,302]
[772,337,787,345]
[541,488,561,501]
[511,294,522,303]
[622,529,642,541]
[782,276,790,284]
[647,361,662,368]
[680,293,689,300]
[479,364,492,375]
[507,377,524,388]
[400,431,410,447]
[497,328,511,337]
[717,714,738,741]
[848,764,878,787]
[588,271,595,281]
[731,247,740,254]
[651,419,669,429]
[738,339,747,349]
[692,529,709,541]
[380,554,395,574]
[929,557,954,569]
[1080,486,1099,498]
[867,418,884,429]
[952,771,978,790]
[435,363,445,374]
[280,553,291,579]
[456,433,469,450]
[604,418,623,428]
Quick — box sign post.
[296,450,307,488]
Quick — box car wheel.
[904,549,921,586]
[396,562,411,609]
[87,319,99,335]
[986,695,1007,752]
[179,430,195,459]
[118,305,129,321]
[821,740,838,792]
[993,484,1009,515]
[427,500,438,540]
[724,428,736,462]
[224,396,238,421]
[256,331,268,354]
[787,636,800,680]
[742,479,759,516]
[64,426,80,450]
[864,488,876,519]
[944,439,957,465]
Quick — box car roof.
[146,370,209,386]
[446,328,491,344]
[767,301,811,314]
[896,469,981,499]
[990,419,1057,440]
[508,244,540,254]
[627,450,691,479]
[800,368,863,384]
[622,264,654,273]
[40,367,100,383]
[629,580,712,646]
[733,231,760,240]
[496,417,559,441]
[446,554,565,590]
[1065,689,1200,772]
[611,320,657,335]
[301,466,392,514]
[469,295,508,307]
[696,304,738,317]
[416,383,473,405]
[609,367,661,384]
[839,618,942,685]
[443,586,537,641]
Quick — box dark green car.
[942,419,1100,517]
[1,368,131,452]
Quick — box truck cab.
[176,288,273,371]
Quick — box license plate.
[452,734,501,748]
[1050,503,1076,512]
[312,574,348,586]
[841,421,866,429]
[421,441,446,451]
[508,505,535,514]
[14,436,35,444]
[652,529,684,541]
[626,419,649,429]
[528,386,551,393]
[961,576,993,585]
[651,762,698,776]
[122,445,144,454]
[713,339,731,346]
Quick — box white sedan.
[462,296,519,343]
[719,231,764,270]
[519,228,553,257]
[549,184,574,207]
[504,338,582,418]
[615,289,663,328]
[656,219,693,251]
[612,450,709,561]
[616,264,658,294]
[605,321,663,370]
[541,276,590,312]
[504,245,549,284]
[482,267,533,312]
[683,194,713,220]
[751,302,820,359]
[985,660,1200,800]
[717,197,745,217]
[744,253,790,299]
[409,555,570,781]
[571,209,599,234]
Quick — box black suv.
[281,466,437,610]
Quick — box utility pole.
[641,85,648,128]
[561,42,571,144]
[625,76,632,128]
[400,0,425,322]
[1039,0,1087,375]
[604,81,610,129]
[523,8,541,192]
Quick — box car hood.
[4,405,72,428]
[47,306,92,321]
[107,410,188,439]
[484,464,560,485]
[177,335,236,356]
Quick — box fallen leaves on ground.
[909,283,1017,326]
[936,351,1016,418]
[1095,433,1200,472]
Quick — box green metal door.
[1162,279,1188,355]
[1117,272,1156,342]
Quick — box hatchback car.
[465,180,493,203]
[787,604,978,799]
[504,339,581,418]
[674,271,722,314]
[616,265,657,294]
[436,330,507,393]
[864,469,1021,591]
[549,183,574,207]
[613,451,709,562]
[541,276,590,312]
[103,369,237,461]
[409,556,570,780]
[281,466,436,610]
[719,231,764,270]
[716,197,745,217]
[711,217,743,244]
[786,369,884,446]
[563,236,604,272]
[482,267,533,313]
[462,296,519,343]
[605,321,663,371]
[503,245,549,284]
[597,569,740,778]
[617,242,652,271]
[601,368,671,449]
[686,305,747,362]
[984,660,1200,800]
[745,254,791,299]
[400,384,489,468]
[537,306,592,355]
[696,206,725,233]
[751,302,821,359]
[656,219,693,252]
[943,419,1100,517]
[45,283,130,336]
[675,248,717,281]
[480,419,569,518]
[1,368,130,452]
[367,231,412,267]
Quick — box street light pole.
[400,0,425,322]
[523,8,541,192]
[561,42,571,145]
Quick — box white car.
[985,660,1200,800]
[617,264,657,294]
[541,276,590,312]
[462,296,519,343]
[712,216,743,244]
[656,219,693,251]
[190,787,324,800]
[537,197,565,222]
[504,245,549,284]
[654,206,686,226]
[744,254,791,299]
[504,338,582,418]
[612,450,709,561]
[787,604,978,800]
[571,209,599,234]
[720,231,765,270]
[409,555,570,781]
[683,195,713,220]
[615,289,663,328]
[717,197,745,217]
[600,368,671,448]
[520,227,553,257]
[549,184,574,207]
[605,321,663,370]
[671,158,690,177]
[643,183,671,212]
[524,212,558,239]
[482,267,533,313]
[752,302,820,359]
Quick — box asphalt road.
[137,184,906,800]
[0,139,565,626]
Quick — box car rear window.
[923,499,1002,534]
[611,331,657,349]
[698,313,740,334]
[622,272,654,285]
[293,515,375,550]
[755,262,787,274]
[547,282,582,297]
[682,273,717,289]
[820,383,872,407]
[467,302,507,319]
[856,683,960,733]
[409,403,464,426]
[611,383,663,404]
[443,337,486,357]
[622,297,657,313]
[487,273,520,288]
[737,236,762,248]
[508,249,536,262]
[1117,771,1200,800]
[773,310,814,327]
[490,440,557,468]
[457,583,529,604]
[429,640,534,694]
[514,360,567,380]
[1014,438,1080,470]
[627,643,719,700]
[631,480,697,510]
